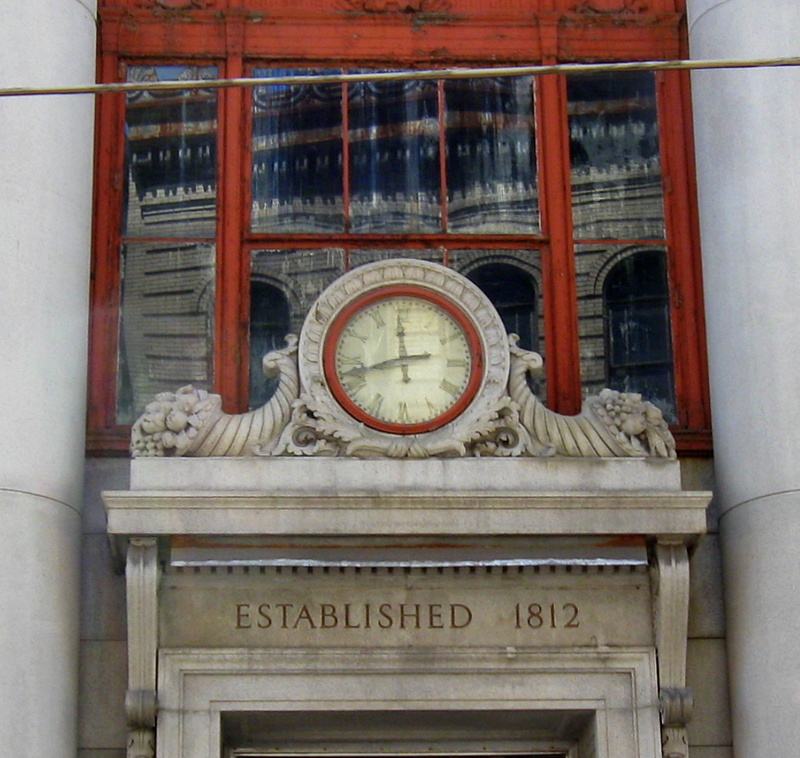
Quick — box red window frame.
[88,0,710,454]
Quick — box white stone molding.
[130,260,676,459]
[157,646,661,758]
[652,541,692,758]
[126,538,160,758]
[105,457,709,544]
[104,459,706,758]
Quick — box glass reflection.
[568,71,665,240]
[451,251,545,401]
[124,66,218,239]
[249,281,291,409]
[576,244,675,422]
[117,241,215,425]
[349,78,441,233]
[251,69,344,233]
[348,248,443,268]
[248,248,345,407]
[446,77,539,234]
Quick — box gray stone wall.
[80,460,129,758]
[682,459,732,758]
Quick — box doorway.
[222,710,577,757]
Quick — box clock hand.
[341,353,431,375]
[373,353,431,371]
[396,312,411,383]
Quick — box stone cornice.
[105,488,709,539]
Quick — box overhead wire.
[1,55,800,98]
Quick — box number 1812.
[514,602,580,629]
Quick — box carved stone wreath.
[286,259,510,458]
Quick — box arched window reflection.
[468,263,538,350]
[467,262,543,398]
[604,250,675,422]
[249,280,291,409]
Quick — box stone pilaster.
[0,1,96,755]
[687,1,800,755]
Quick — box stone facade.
[7,2,800,758]
[104,457,707,758]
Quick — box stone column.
[686,1,800,755]
[0,1,96,756]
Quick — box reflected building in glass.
[119,66,675,423]
[567,72,675,421]
[118,66,218,424]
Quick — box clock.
[296,259,510,456]
[323,285,484,434]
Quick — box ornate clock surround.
[296,259,510,451]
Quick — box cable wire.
[2,56,800,98]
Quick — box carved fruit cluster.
[130,386,218,457]
[592,388,675,458]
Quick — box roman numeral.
[368,309,386,327]
[367,393,385,417]
[439,378,461,397]
[398,402,410,423]
[343,375,367,394]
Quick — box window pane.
[251,69,344,233]
[117,241,215,425]
[568,71,665,241]
[249,248,346,406]
[348,248,444,268]
[576,245,675,422]
[608,301,671,366]
[124,65,218,239]
[349,78,441,233]
[249,281,291,409]
[446,77,539,234]
[451,251,545,401]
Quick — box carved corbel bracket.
[126,538,160,758]
[652,541,693,758]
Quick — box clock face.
[323,285,483,434]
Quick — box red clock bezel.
[323,284,484,435]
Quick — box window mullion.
[536,72,582,415]
[217,53,247,413]
[656,70,710,432]
[88,52,128,435]
[342,74,352,234]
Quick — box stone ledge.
[129,456,683,493]
[104,489,710,539]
